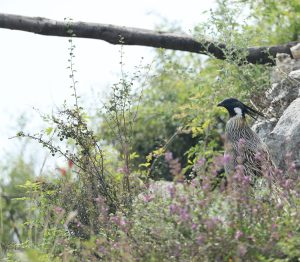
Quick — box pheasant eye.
[234,107,242,116]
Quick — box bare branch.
[0,13,298,65]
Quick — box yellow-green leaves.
[45,127,53,135]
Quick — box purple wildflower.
[168,185,176,198]
[196,157,206,167]
[111,215,127,229]
[214,155,226,168]
[119,217,126,226]
[196,235,205,245]
[223,153,232,165]
[235,230,243,240]
[271,223,277,230]
[283,179,293,190]
[143,194,154,203]
[98,246,106,253]
[255,151,263,161]
[198,200,207,208]
[271,232,279,241]
[237,244,247,256]
[164,151,173,162]
[179,208,190,222]
[233,165,245,182]
[205,217,219,231]
[190,178,198,188]
[169,203,179,215]
[238,138,246,149]
[179,195,187,205]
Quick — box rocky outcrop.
[252,53,300,172]
[265,98,300,170]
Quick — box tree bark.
[0,13,298,65]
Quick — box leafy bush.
[0,158,35,257]
[5,156,300,261]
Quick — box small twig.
[147,127,183,178]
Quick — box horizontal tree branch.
[0,13,298,65]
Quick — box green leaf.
[139,162,151,168]
[45,127,53,135]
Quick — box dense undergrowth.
[1,0,300,261]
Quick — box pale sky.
[0,0,215,171]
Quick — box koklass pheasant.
[217,98,275,182]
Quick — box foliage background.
[1,0,300,261]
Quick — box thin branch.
[0,13,299,65]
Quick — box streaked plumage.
[218,98,275,183]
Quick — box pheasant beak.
[217,102,224,107]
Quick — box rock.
[264,66,300,118]
[271,54,293,83]
[252,118,277,143]
[291,43,300,59]
[253,58,300,172]
[289,69,300,80]
[271,53,300,83]
[265,98,300,171]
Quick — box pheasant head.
[217,98,264,120]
